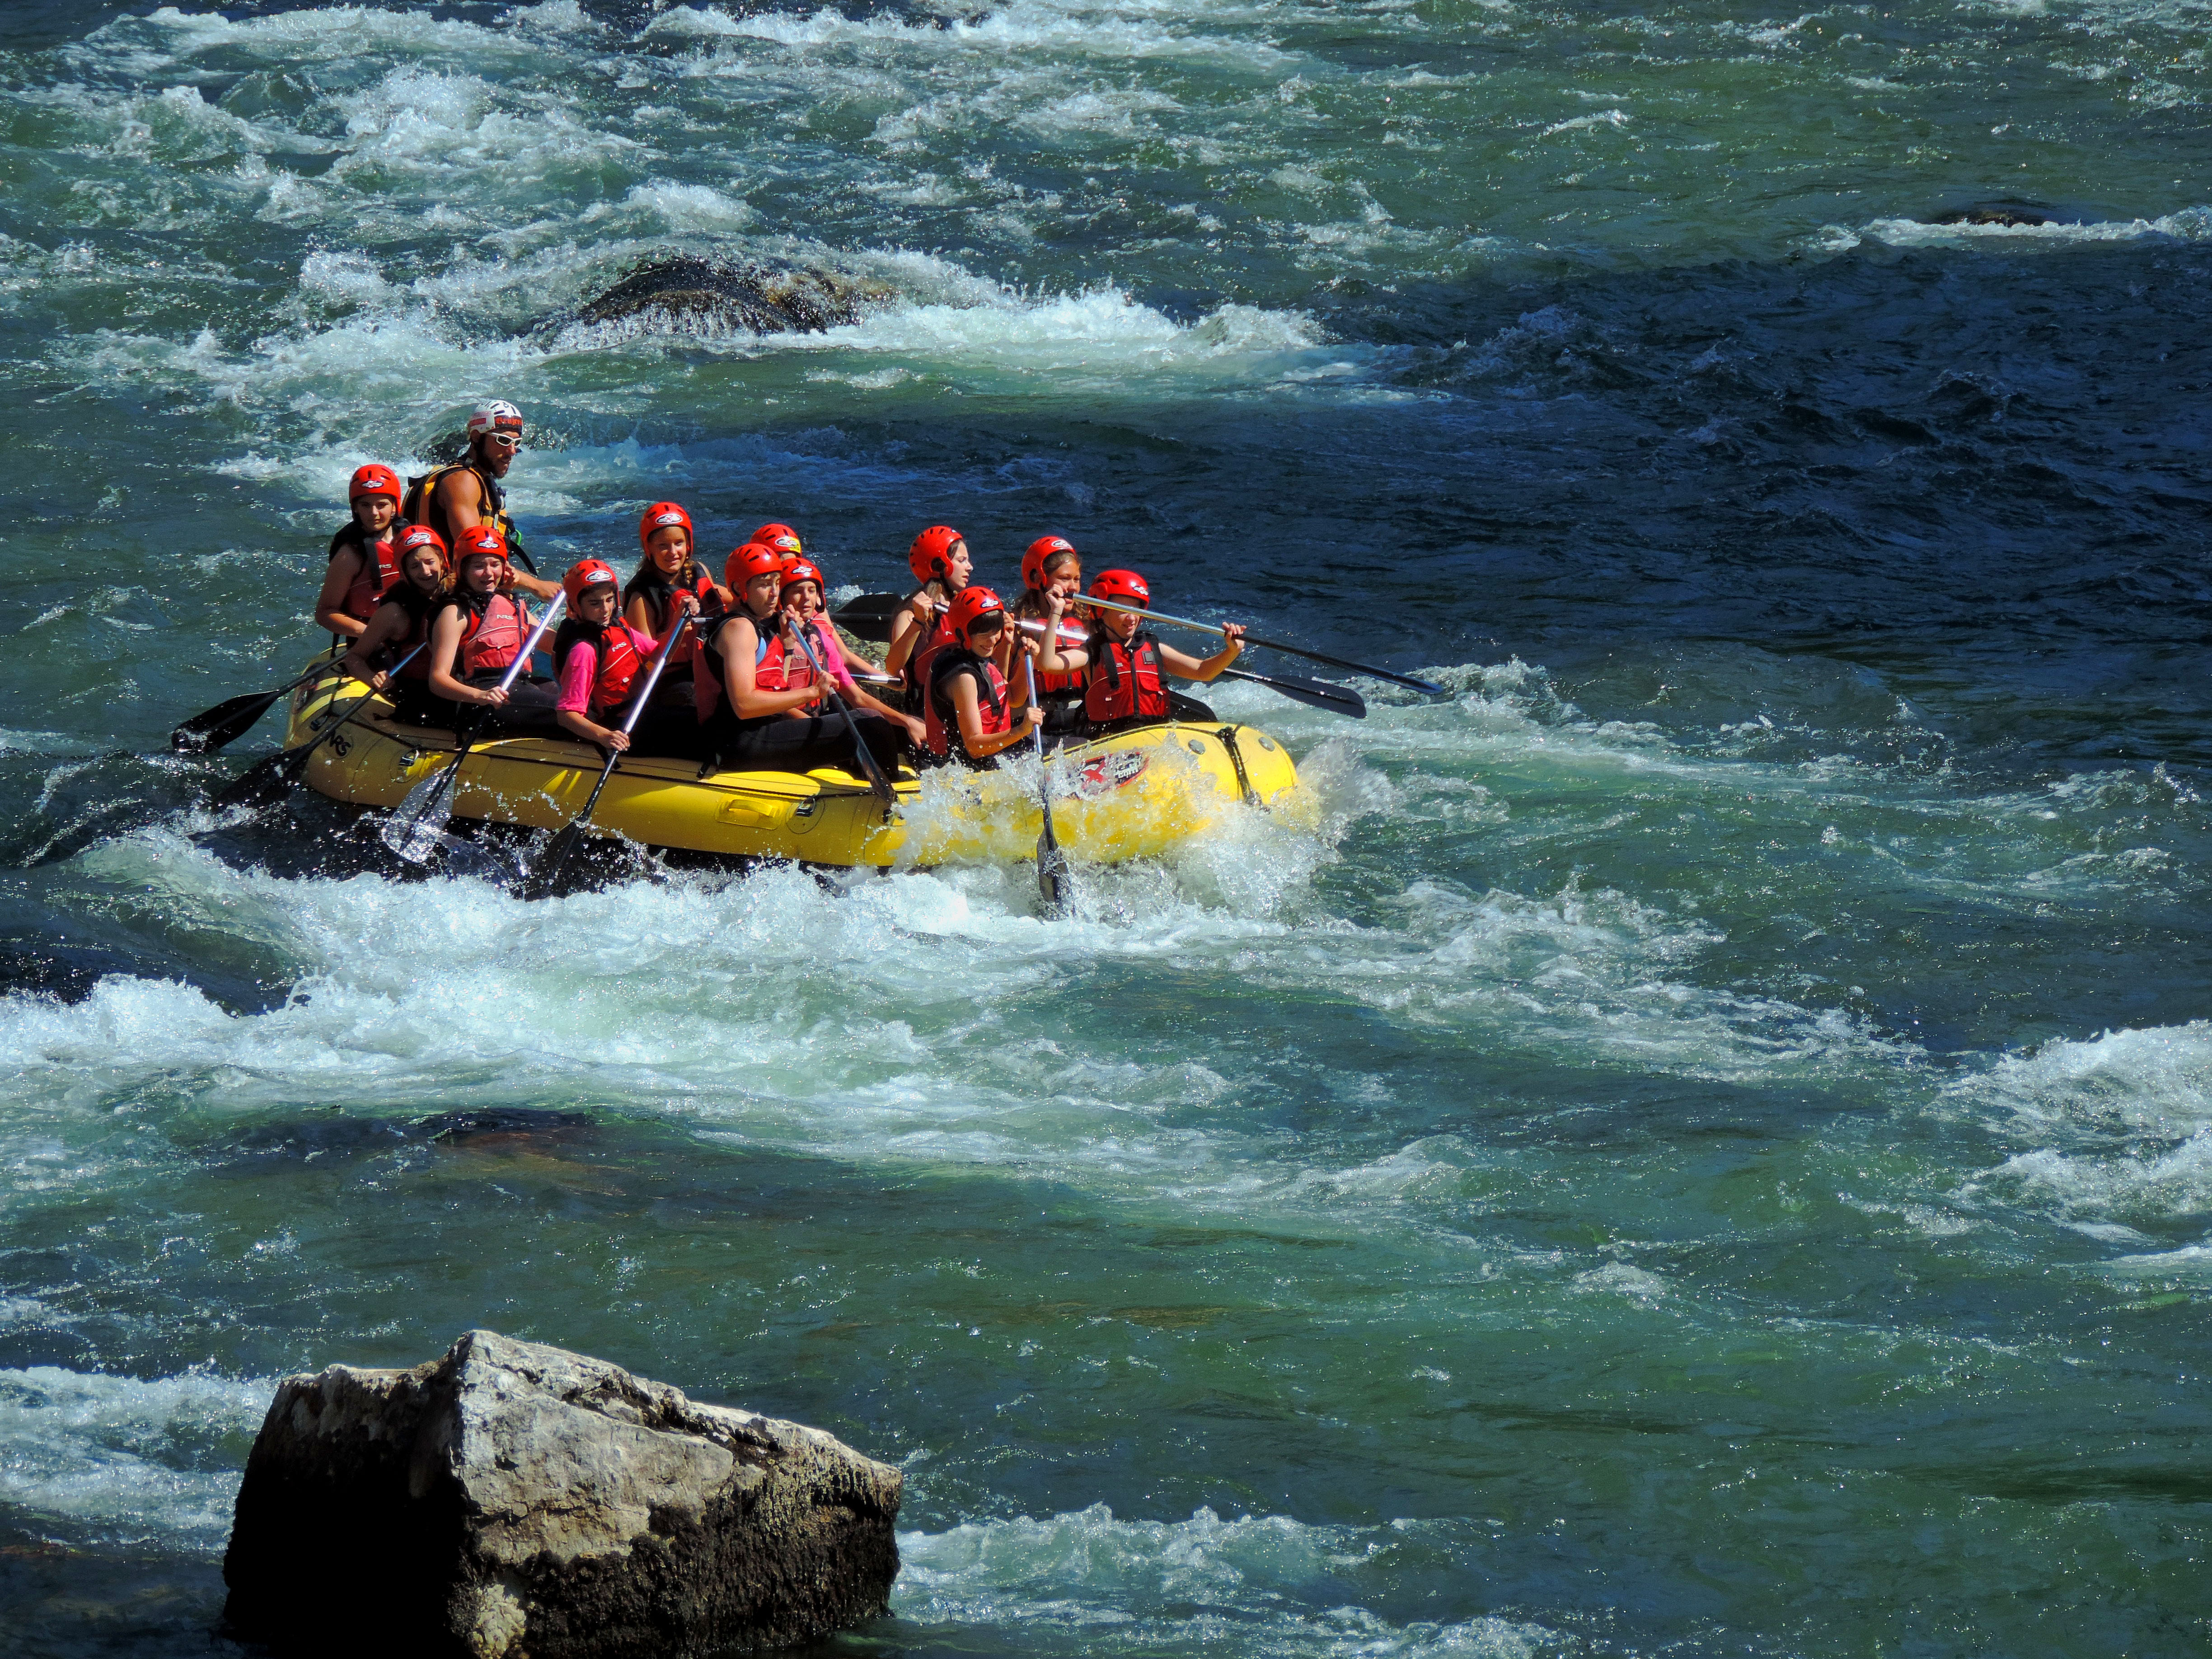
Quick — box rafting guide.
[402,400,559,601]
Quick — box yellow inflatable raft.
[280,667,1300,869]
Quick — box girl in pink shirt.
[551,559,695,756]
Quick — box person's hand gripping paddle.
[213,644,427,810]
[380,594,566,866]
[1074,592,1447,697]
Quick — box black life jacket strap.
[931,648,1004,718]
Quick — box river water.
[5,1,2212,1654]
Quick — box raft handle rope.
[1218,724,1261,809]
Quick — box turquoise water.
[5,2,2212,1655]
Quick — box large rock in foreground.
[222,1330,901,1658]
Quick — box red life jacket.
[900,591,958,698]
[755,619,843,694]
[331,523,403,623]
[624,565,714,668]
[555,620,644,715]
[1083,629,1169,724]
[451,590,530,677]
[1029,615,1087,696]
[926,648,1009,760]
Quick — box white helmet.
[467,399,524,439]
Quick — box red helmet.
[638,501,693,553]
[455,525,508,564]
[563,558,620,608]
[349,464,402,505]
[909,525,964,586]
[1022,535,1078,594]
[780,558,825,596]
[945,585,1008,639]
[754,522,803,557]
[1088,568,1149,609]
[395,524,446,560]
[726,542,784,590]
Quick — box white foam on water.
[1945,1024,2212,1227]
[895,1503,1559,1657]
[0,1365,271,1551]
[1954,1022,2212,1139]
[0,658,1917,1221]
[652,1,1300,72]
[1816,207,2212,253]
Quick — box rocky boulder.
[1922,200,2057,228]
[564,255,894,337]
[221,1330,901,1658]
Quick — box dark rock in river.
[567,255,893,336]
[221,1329,901,1658]
[1923,201,2056,228]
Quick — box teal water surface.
[3,3,2212,1656]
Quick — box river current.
[4,2,2212,1654]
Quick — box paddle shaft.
[1012,617,1362,716]
[1024,655,1071,910]
[172,656,346,752]
[1072,593,1444,696]
[297,644,425,757]
[559,612,692,832]
[784,615,896,806]
[398,592,568,814]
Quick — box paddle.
[1002,616,1365,719]
[380,594,566,865]
[1022,656,1074,914]
[517,614,691,901]
[1217,665,1367,718]
[172,656,345,754]
[830,590,908,644]
[785,614,897,810]
[1073,593,1446,697]
[213,644,426,809]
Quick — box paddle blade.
[832,592,906,644]
[211,753,295,810]
[430,833,522,886]
[171,689,282,755]
[378,761,463,865]
[1167,691,1218,722]
[1230,669,1366,718]
[1036,830,1074,915]
[517,822,587,901]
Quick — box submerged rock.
[1923,201,2056,228]
[567,255,894,337]
[221,1329,901,1657]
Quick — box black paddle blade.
[211,752,297,810]
[1036,831,1074,914]
[1225,668,1366,718]
[831,591,906,644]
[517,822,586,901]
[172,689,284,755]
